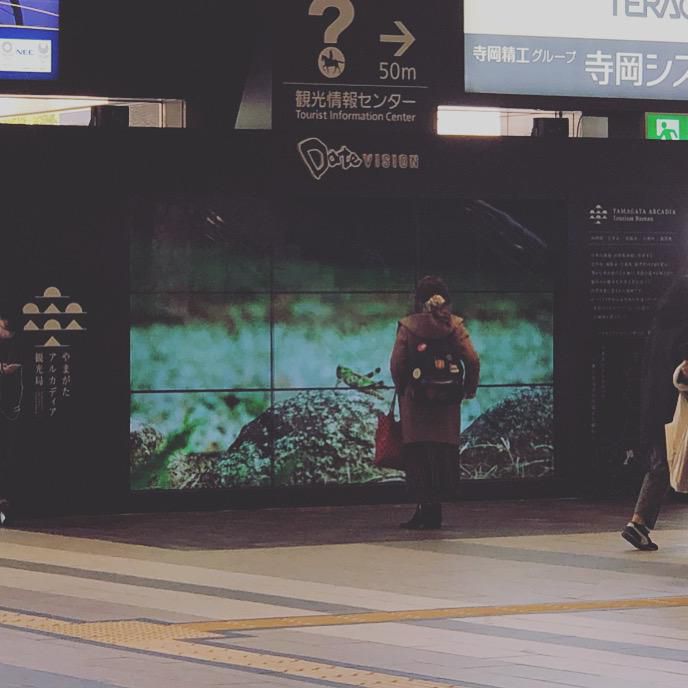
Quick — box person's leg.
[622,441,670,550]
[418,443,455,529]
[400,443,423,528]
[421,447,441,529]
[401,443,434,529]
[633,442,671,529]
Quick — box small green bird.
[336,365,385,399]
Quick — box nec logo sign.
[613,0,688,18]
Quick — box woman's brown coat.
[390,313,480,446]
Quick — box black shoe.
[621,522,658,551]
[400,505,424,529]
[423,503,442,530]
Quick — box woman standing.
[622,275,688,551]
[390,276,480,530]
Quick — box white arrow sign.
[380,21,415,57]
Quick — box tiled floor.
[1,498,687,688]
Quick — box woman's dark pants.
[634,442,671,530]
[403,442,458,504]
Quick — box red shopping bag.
[374,393,404,470]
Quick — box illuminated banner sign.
[0,0,60,80]
[464,0,688,101]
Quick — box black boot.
[400,504,424,529]
[423,503,442,530]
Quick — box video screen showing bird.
[129,195,557,490]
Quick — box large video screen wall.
[129,195,558,491]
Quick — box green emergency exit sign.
[646,113,688,141]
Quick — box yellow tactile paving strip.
[174,595,688,633]
[0,611,458,688]
[2,596,688,688]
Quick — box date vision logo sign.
[613,0,688,18]
[297,137,420,181]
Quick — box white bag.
[665,365,688,493]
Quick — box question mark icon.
[309,0,355,79]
